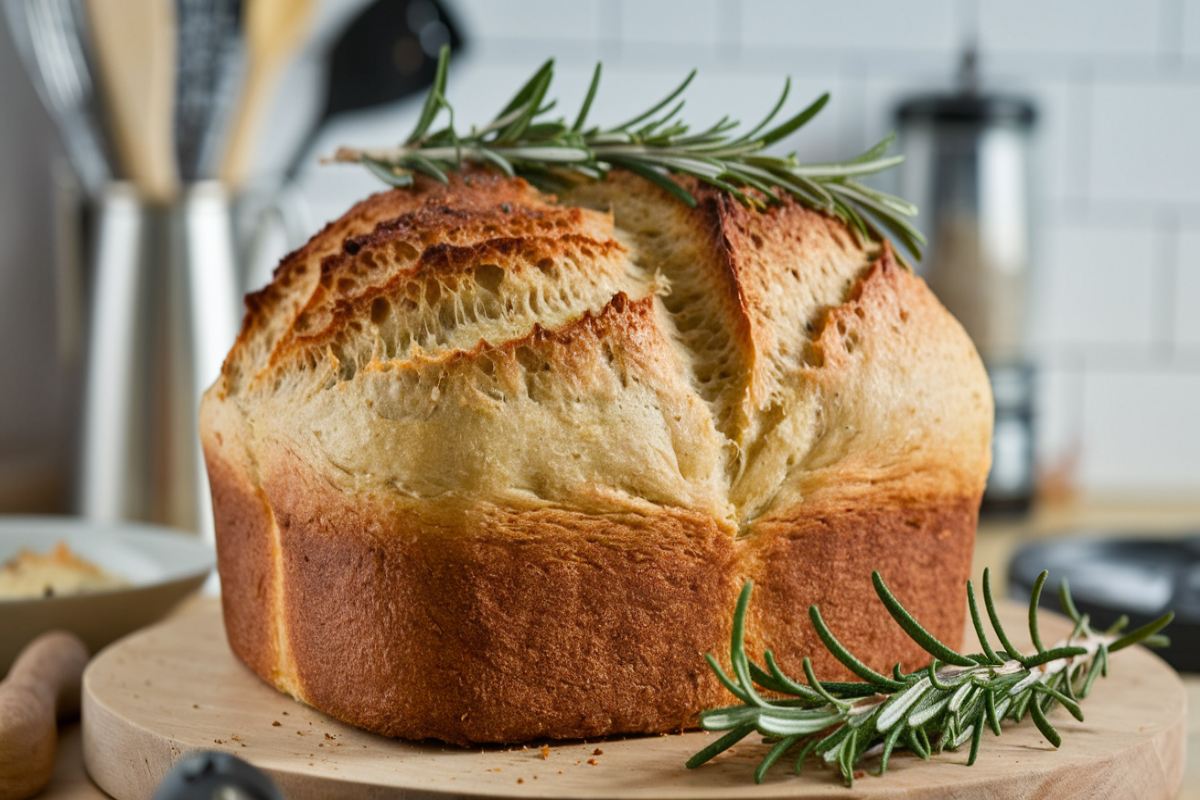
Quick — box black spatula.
[283,0,463,182]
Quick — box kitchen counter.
[32,497,1200,799]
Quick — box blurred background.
[2,0,1197,525]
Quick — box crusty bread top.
[204,170,991,530]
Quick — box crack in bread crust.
[200,168,993,744]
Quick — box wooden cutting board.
[81,599,1185,799]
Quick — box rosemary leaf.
[1109,611,1176,653]
[684,723,756,769]
[872,572,976,667]
[755,735,801,784]
[571,63,602,133]
[809,604,904,690]
[1059,577,1082,623]
[1029,570,1050,653]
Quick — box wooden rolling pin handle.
[0,631,90,800]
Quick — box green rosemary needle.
[688,569,1173,787]
[331,46,925,263]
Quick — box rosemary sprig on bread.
[332,46,925,263]
[689,569,1173,786]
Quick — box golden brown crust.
[207,448,278,682]
[204,439,974,744]
[201,168,992,745]
[267,460,738,744]
[744,497,977,684]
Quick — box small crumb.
[282,711,289,715]
[854,770,866,779]
[319,743,324,748]
[214,740,223,744]
[540,745,549,760]
[1140,726,1145,731]
[272,721,281,727]
[592,748,603,756]
[193,704,199,709]
[558,771,562,775]
[533,776,538,780]
[308,763,314,767]
[517,778,524,784]
[325,733,335,740]
[587,759,598,766]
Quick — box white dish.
[0,516,214,673]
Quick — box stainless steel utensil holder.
[78,182,240,543]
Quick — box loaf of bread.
[200,169,992,745]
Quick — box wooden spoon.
[218,0,315,189]
[0,632,89,800]
[85,0,179,202]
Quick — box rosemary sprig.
[688,569,1173,787]
[331,46,925,263]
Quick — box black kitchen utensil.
[1009,534,1198,671]
[283,0,463,181]
[174,0,245,181]
[152,751,285,800]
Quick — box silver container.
[896,90,1039,515]
[78,182,241,542]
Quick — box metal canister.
[896,62,1039,514]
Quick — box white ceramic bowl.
[0,516,214,673]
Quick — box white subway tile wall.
[1091,82,1200,204]
[1036,219,1160,349]
[1176,230,1200,347]
[978,0,1162,57]
[296,0,1200,497]
[740,0,960,52]
[1080,370,1200,492]
[620,0,718,45]
[1184,0,1200,59]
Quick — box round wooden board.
[82,599,1185,800]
